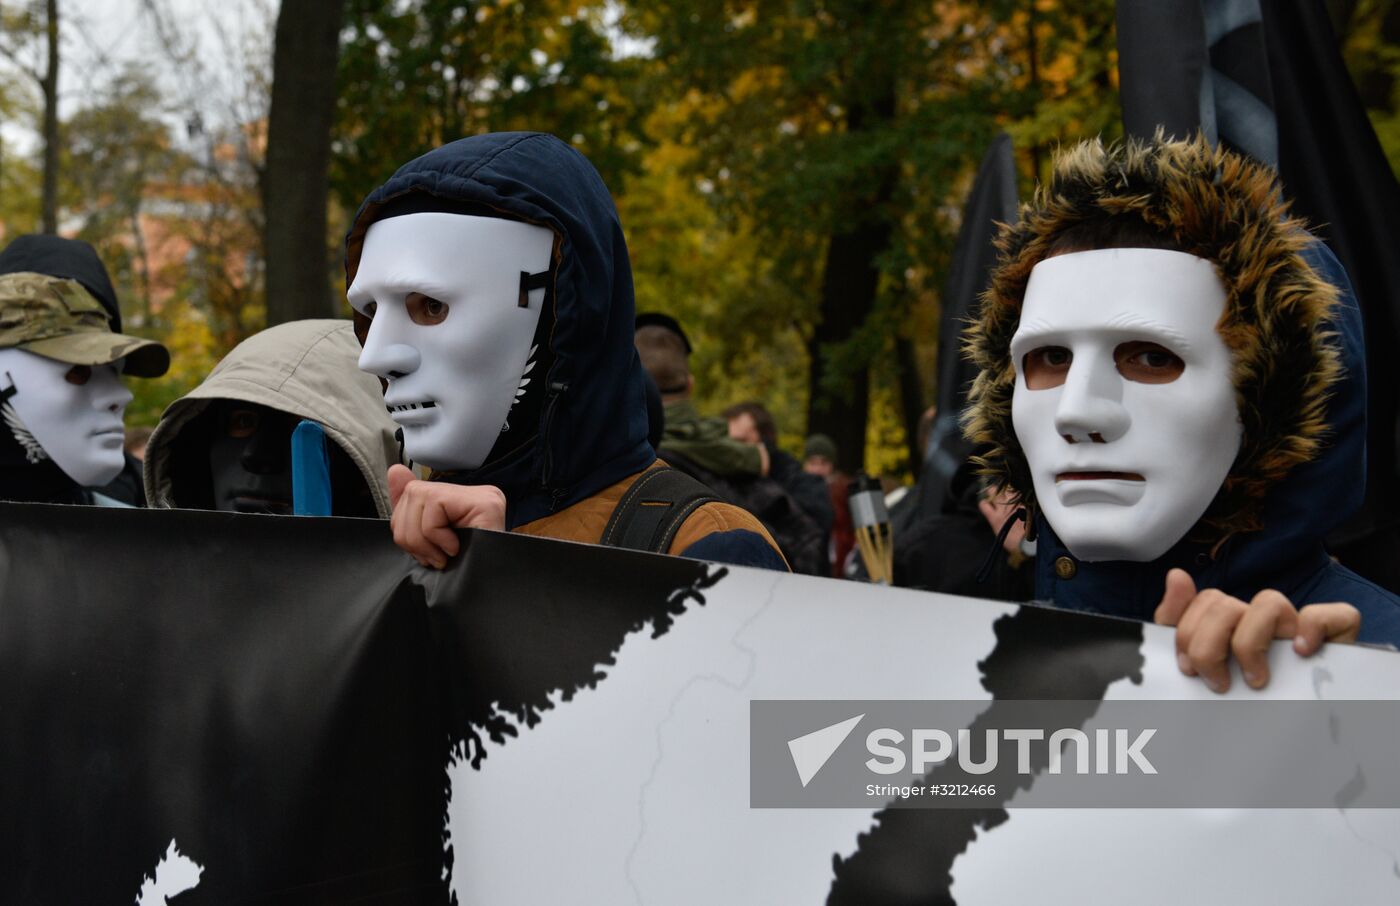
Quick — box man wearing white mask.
[344,132,784,570]
[0,272,169,505]
[963,136,1400,691]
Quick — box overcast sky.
[3,0,270,152]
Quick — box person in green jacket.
[634,313,769,478]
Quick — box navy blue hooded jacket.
[345,132,784,570]
[1033,243,1400,646]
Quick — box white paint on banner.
[446,561,1400,904]
[134,839,202,906]
[949,630,1400,903]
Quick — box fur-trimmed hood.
[961,137,1400,643]
[964,135,1342,543]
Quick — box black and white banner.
[2,502,1398,903]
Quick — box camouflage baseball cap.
[0,272,169,377]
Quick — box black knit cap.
[634,311,692,354]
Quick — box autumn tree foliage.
[0,1,1396,470]
[332,0,650,211]
[619,0,1120,473]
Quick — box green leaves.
[332,0,647,212]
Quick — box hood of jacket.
[962,136,1365,615]
[144,319,400,517]
[343,132,654,528]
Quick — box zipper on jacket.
[539,380,570,492]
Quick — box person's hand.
[1153,568,1360,693]
[386,464,507,569]
[756,441,771,477]
[978,490,1026,555]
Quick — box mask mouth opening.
[349,198,563,478]
[1056,471,1145,482]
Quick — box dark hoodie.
[344,132,784,569]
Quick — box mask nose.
[90,365,133,414]
[1053,356,1130,444]
[358,327,421,381]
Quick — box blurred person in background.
[724,399,834,546]
[125,426,153,462]
[803,433,855,577]
[635,313,824,573]
[635,314,770,480]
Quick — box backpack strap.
[601,466,721,554]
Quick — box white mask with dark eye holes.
[0,347,131,487]
[348,213,554,472]
[1009,248,1243,562]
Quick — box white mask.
[1009,248,1243,562]
[0,347,131,487]
[349,212,554,471]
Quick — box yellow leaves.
[157,297,219,387]
[1039,51,1077,89]
[124,292,220,427]
[727,65,789,103]
[1339,0,1400,179]
[618,129,814,452]
[865,378,910,481]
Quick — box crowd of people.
[2,130,1397,696]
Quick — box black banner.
[5,503,1397,902]
[0,503,716,902]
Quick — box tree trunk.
[1027,0,1043,181]
[804,88,898,475]
[894,335,925,470]
[263,0,347,325]
[40,0,58,234]
[806,225,883,474]
[129,208,152,324]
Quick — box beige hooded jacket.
[144,319,399,517]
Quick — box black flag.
[1117,0,1400,588]
[912,133,1019,520]
[1261,1,1400,586]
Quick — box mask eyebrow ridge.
[348,277,457,307]
[1009,318,1065,356]
[1102,312,1192,354]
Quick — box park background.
[1,0,1397,479]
